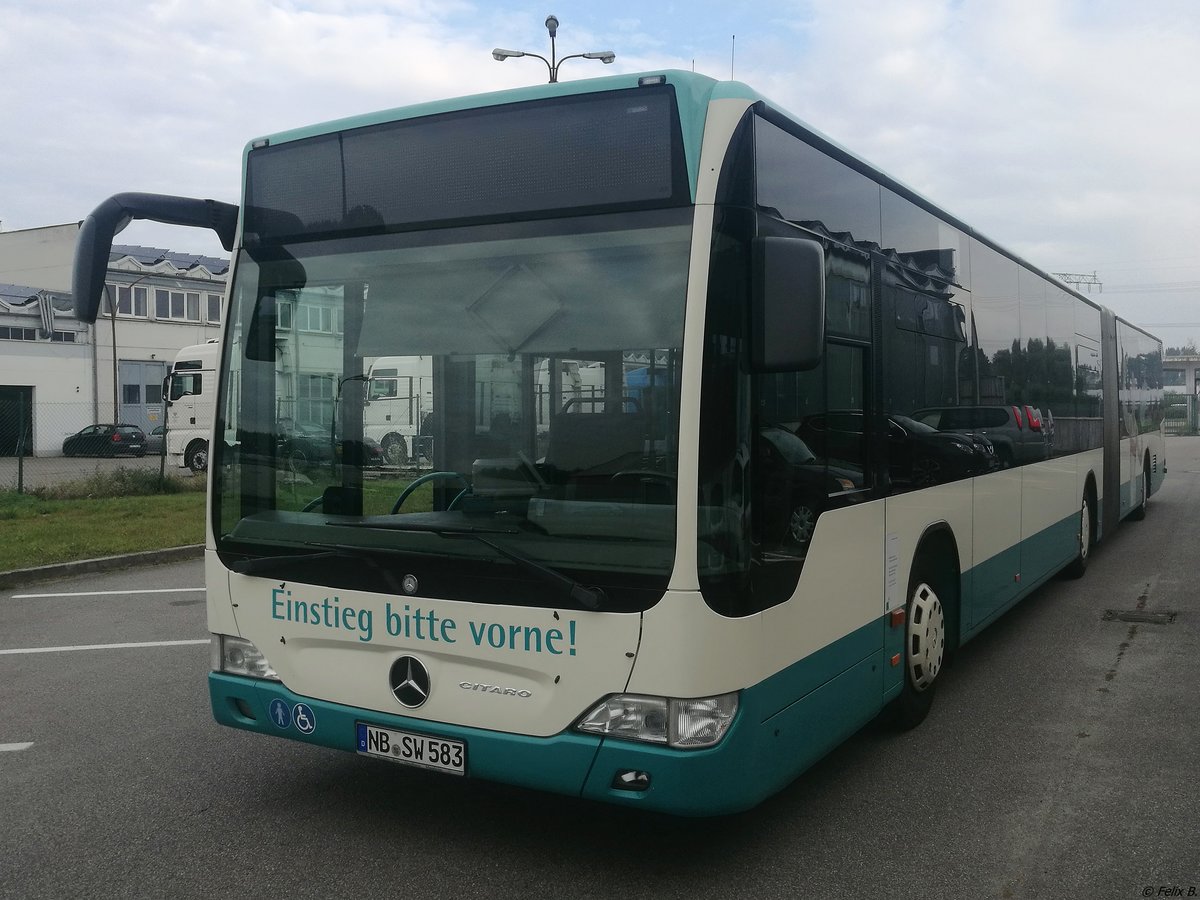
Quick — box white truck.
[164,340,219,472]
[364,355,434,464]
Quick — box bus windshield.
[214,208,691,611]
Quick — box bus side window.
[754,340,867,561]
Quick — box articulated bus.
[72,71,1164,815]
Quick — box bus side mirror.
[750,236,825,372]
[72,193,238,323]
[163,375,174,406]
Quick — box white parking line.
[11,588,206,599]
[0,639,209,656]
[0,743,34,752]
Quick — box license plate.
[356,723,466,775]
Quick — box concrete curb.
[0,544,205,590]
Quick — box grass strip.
[0,491,206,572]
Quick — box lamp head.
[545,15,559,37]
[492,48,525,61]
[583,51,616,64]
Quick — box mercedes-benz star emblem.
[390,656,430,709]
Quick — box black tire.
[1128,459,1150,521]
[1062,489,1095,579]
[890,560,950,730]
[185,442,209,474]
[382,434,408,466]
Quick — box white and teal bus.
[72,71,1165,815]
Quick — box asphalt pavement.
[1,438,1197,899]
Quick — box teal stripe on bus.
[961,508,1080,641]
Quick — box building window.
[156,289,202,322]
[297,373,334,423]
[207,293,223,323]
[123,384,142,404]
[119,285,147,317]
[0,326,37,341]
[50,331,77,342]
[104,284,148,316]
[298,303,334,333]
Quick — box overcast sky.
[2,0,1198,347]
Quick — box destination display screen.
[244,84,689,242]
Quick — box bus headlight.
[212,634,279,680]
[575,692,738,749]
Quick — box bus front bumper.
[208,672,787,816]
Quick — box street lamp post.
[105,272,155,423]
[492,15,615,83]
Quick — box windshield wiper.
[229,548,341,575]
[239,522,604,610]
[328,520,521,536]
[439,531,606,611]
[229,544,408,594]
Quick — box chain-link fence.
[0,397,441,494]
[0,399,185,493]
[1164,394,1199,435]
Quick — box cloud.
[717,0,1200,337]
[2,0,1197,339]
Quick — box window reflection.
[754,117,881,244]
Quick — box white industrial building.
[0,223,226,457]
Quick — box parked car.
[757,425,864,551]
[797,411,996,489]
[888,414,998,486]
[277,420,335,469]
[145,425,167,455]
[912,405,1049,467]
[62,424,147,458]
[336,435,386,468]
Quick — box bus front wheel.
[890,566,948,730]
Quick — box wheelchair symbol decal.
[293,703,316,735]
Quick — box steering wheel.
[391,471,471,514]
